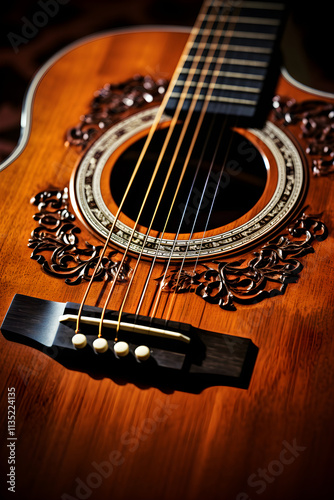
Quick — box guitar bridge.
[1,294,257,392]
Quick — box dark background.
[0,0,333,164]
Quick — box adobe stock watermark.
[61,396,179,500]
[236,439,306,499]
[7,0,71,54]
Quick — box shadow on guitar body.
[1,294,258,394]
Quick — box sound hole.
[110,122,267,233]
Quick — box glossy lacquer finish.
[0,29,333,500]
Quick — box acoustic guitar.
[1,1,333,499]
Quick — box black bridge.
[1,294,257,392]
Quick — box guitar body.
[0,28,333,500]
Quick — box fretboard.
[165,0,286,120]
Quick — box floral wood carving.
[29,192,327,309]
[272,96,334,176]
[29,189,130,285]
[65,75,168,150]
[158,210,328,310]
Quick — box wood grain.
[0,29,334,500]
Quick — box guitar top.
[0,1,334,499]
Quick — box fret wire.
[175,0,280,116]
[198,14,280,25]
[177,0,282,116]
[167,0,232,93]
[178,68,265,80]
[170,93,257,106]
[192,28,276,40]
[208,0,285,9]
[172,1,224,80]
[188,42,272,54]
[181,54,268,67]
[175,81,261,93]
[241,1,285,8]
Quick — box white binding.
[281,67,334,99]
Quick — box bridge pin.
[114,341,129,358]
[134,345,151,362]
[92,337,109,354]
[71,333,87,349]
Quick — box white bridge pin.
[93,337,109,354]
[72,333,87,349]
[114,341,129,358]
[134,345,151,361]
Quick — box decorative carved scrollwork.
[65,75,168,150]
[272,96,334,176]
[29,189,130,285]
[28,193,327,309]
[158,210,328,309]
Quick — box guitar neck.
[165,0,287,120]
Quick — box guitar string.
[164,0,284,322]
[161,122,231,322]
[76,0,246,338]
[132,0,239,319]
[134,116,216,317]
[191,124,238,274]
[96,0,229,339]
[77,0,248,338]
[117,114,221,332]
[135,1,242,319]
[149,4,243,323]
[163,8,244,324]
[113,1,238,332]
[109,0,234,337]
[147,122,230,321]
[74,0,213,335]
[163,122,237,324]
